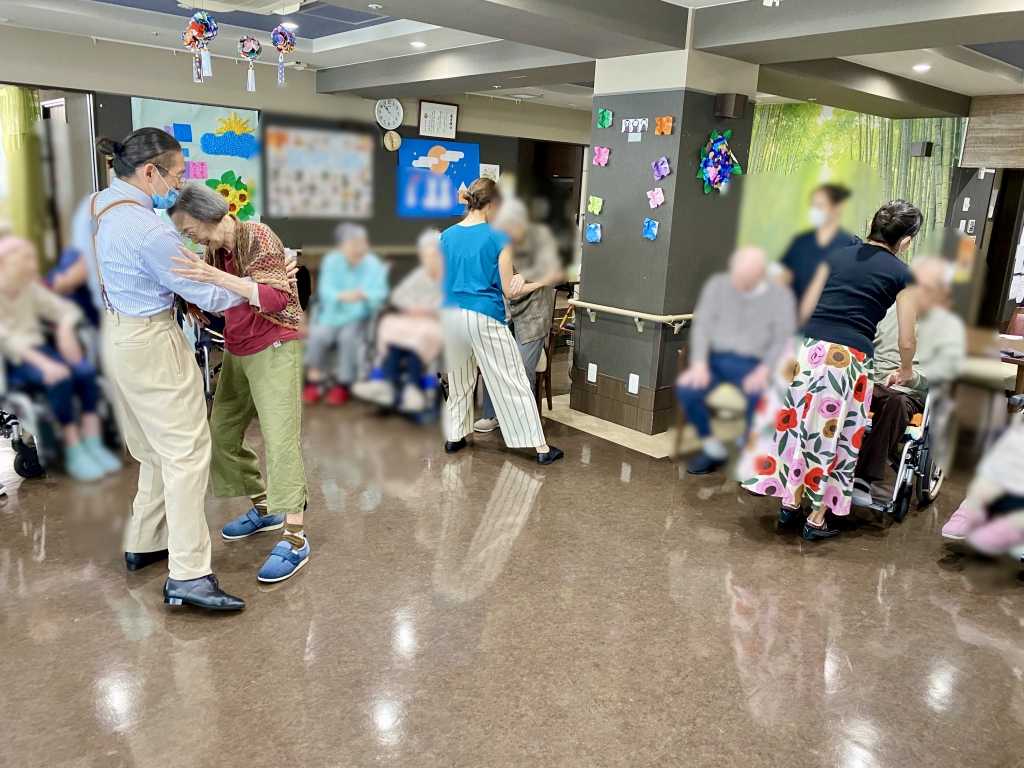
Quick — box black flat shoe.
[125,549,169,571]
[164,574,245,611]
[802,520,841,541]
[686,450,727,475]
[445,438,467,453]
[778,506,805,528]
[537,446,564,465]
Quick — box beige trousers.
[102,310,213,580]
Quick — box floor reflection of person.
[93,129,248,611]
[739,201,922,542]
[168,182,310,584]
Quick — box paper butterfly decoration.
[593,147,610,166]
[652,156,671,181]
[587,196,603,215]
[697,129,743,194]
[597,109,613,129]
[647,188,665,209]
[621,118,648,133]
[655,116,673,136]
[586,223,602,243]
[643,218,659,241]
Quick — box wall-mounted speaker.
[715,93,748,119]
[911,141,934,157]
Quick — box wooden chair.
[1005,306,1024,337]
[535,325,559,411]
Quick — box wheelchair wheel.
[915,447,942,509]
[12,440,45,479]
[893,480,912,523]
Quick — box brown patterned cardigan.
[205,220,301,330]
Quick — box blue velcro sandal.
[257,539,310,583]
[222,508,286,540]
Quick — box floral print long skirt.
[738,337,873,516]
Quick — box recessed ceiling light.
[368,3,383,8]
[508,75,527,79]
[807,97,817,102]
[492,85,501,89]
[409,41,426,48]
[568,103,578,107]
[281,21,298,30]
[913,63,931,72]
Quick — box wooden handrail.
[568,298,692,333]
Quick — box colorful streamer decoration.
[642,218,659,241]
[183,11,218,82]
[238,36,262,92]
[586,223,602,243]
[597,108,613,129]
[652,156,671,181]
[697,129,743,194]
[271,26,296,86]
[593,146,610,166]
[587,195,603,215]
[655,116,673,136]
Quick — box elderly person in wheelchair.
[676,246,797,475]
[0,236,121,481]
[850,256,965,508]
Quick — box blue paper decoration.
[643,218,658,241]
[698,129,742,194]
[172,123,193,142]
[586,223,602,243]
[200,131,259,159]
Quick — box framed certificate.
[418,100,459,140]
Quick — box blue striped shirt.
[93,179,245,317]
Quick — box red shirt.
[221,252,299,357]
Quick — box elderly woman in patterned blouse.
[168,182,310,584]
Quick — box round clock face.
[375,98,404,130]
[383,130,402,152]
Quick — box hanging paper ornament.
[592,146,610,166]
[697,129,743,194]
[647,187,665,209]
[271,26,296,86]
[586,223,602,243]
[652,156,671,181]
[183,11,218,82]
[655,116,673,136]
[587,195,603,215]
[642,218,659,241]
[238,36,262,92]
[597,108,613,129]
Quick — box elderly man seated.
[677,246,797,475]
[851,256,965,506]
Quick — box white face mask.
[808,206,829,229]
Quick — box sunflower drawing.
[206,170,256,221]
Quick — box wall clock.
[375,98,404,130]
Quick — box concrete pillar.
[570,50,759,434]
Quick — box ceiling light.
[508,75,527,79]
[508,93,542,99]
[913,63,931,72]
[409,41,426,48]
[807,97,817,102]
[281,21,298,30]
[568,103,578,107]
[492,85,501,89]
[368,3,383,8]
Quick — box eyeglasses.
[180,229,200,243]
[156,164,185,187]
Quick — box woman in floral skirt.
[739,200,923,541]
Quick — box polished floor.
[2,392,1024,767]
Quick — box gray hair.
[168,182,230,223]
[910,255,954,288]
[334,222,368,246]
[417,228,440,250]
[495,197,529,228]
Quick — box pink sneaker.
[941,502,987,540]
[966,517,1024,556]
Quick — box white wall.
[0,27,590,144]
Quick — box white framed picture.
[419,100,459,140]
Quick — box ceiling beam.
[693,0,1024,64]
[316,40,595,98]
[318,0,688,58]
[758,59,973,119]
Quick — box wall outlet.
[627,373,639,394]
[963,197,971,212]
[587,363,597,383]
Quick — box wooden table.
[967,327,1024,396]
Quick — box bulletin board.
[265,125,373,219]
[397,138,480,218]
[131,98,261,221]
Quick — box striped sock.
[251,493,268,513]
[283,522,305,551]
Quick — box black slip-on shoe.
[686,450,727,475]
[802,520,841,541]
[125,549,169,571]
[778,506,805,529]
[537,446,564,465]
[163,575,245,611]
[445,438,467,453]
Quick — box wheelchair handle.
[1010,394,1024,412]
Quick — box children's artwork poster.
[265,126,374,219]
[131,98,261,221]
[397,138,480,218]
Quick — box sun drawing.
[215,112,254,136]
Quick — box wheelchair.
[861,389,952,523]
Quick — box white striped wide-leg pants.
[442,308,546,449]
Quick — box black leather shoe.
[778,505,805,528]
[125,549,169,571]
[802,520,841,541]
[686,450,727,475]
[164,574,245,611]
[537,446,564,465]
[445,438,467,453]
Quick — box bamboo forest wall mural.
[738,103,966,260]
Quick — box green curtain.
[0,86,47,260]
[740,103,966,261]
